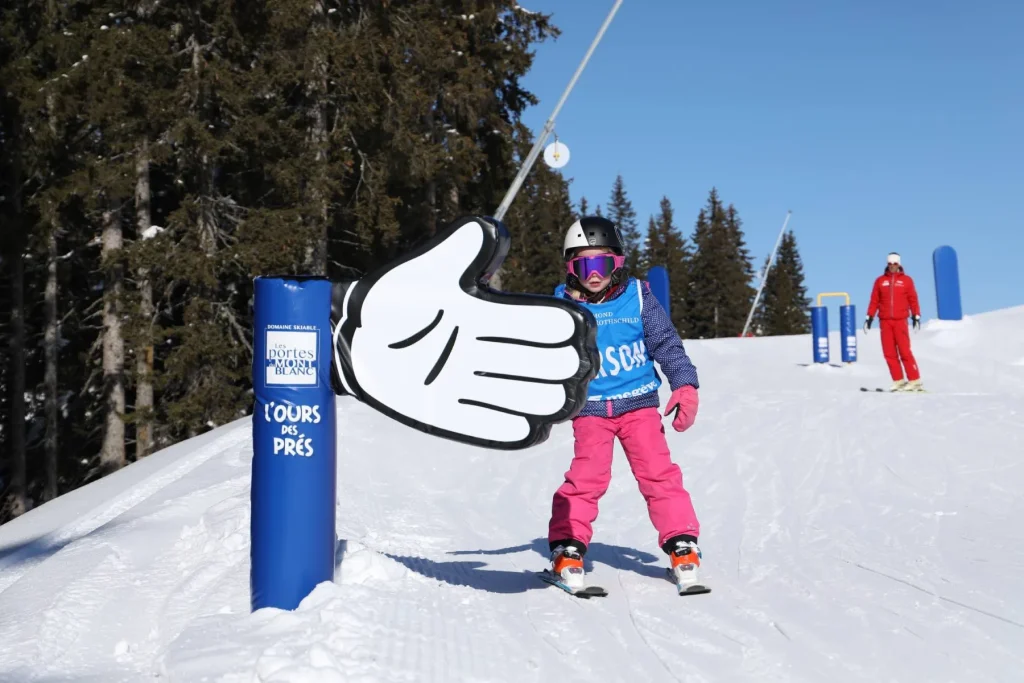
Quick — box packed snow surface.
[2,307,1023,682]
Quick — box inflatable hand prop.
[330,216,598,449]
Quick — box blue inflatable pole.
[251,276,337,612]
[646,266,670,318]
[811,306,829,363]
[839,304,857,363]
[933,245,963,320]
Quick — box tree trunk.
[43,89,60,500]
[99,205,125,473]
[7,178,29,516]
[197,156,216,258]
[304,5,329,276]
[423,107,438,236]
[44,227,59,500]
[135,140,154,459]
[448,185,459,223]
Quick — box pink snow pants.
[548,407,699,550]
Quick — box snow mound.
[1,306,1023,682]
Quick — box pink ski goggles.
[566,253,625,279]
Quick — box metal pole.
[493,0,624,221]
[741,210,792,337]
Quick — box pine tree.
[723,204,757,332]
[640,197,692,335]
[0,0,566,521]
[577,196,589,218]
[685,188,756,338]
[757,231,810,335]
[69,1,186,466]
[0,0,47,515]
[605,175,642,275]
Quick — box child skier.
[547,215,703,592]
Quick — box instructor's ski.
[860,387,927,393]
[538,570,608,598]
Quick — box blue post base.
[840,304,857,363]
[647,266,670,318]
[251,275,338,612]
[811,306,829,363]
[933,245,963,320]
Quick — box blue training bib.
[554,279,661,402]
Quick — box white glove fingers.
[470,298,578,346]
[434,401,531,443]
[471,342,583,381]
[461,374,567,416]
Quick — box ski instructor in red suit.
[863,252,924,392]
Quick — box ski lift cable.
[493,0,624,221]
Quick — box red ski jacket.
[867,268,921,320]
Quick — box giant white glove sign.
[331,216,599,449]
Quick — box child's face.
[572,247,614,292]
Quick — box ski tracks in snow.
[686,386,1024,682]
[0,429,253,682]
[0,426,249,593]
[3,326,1024,682]
[165,541,577,683]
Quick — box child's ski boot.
[667,539,711,596]
[539,543,607,597]
[549,544,586,591]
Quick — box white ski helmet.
[563,216,625,260]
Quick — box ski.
[664,568,711,596]
[860,387,927,393]
[539,568,708,598]
[538,570,608,598]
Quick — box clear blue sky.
[515,0,1023,323]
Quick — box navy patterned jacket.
[559,280,700,418]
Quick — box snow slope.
[2,307,1023,682]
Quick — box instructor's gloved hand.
[330,215,598,449]
[664,385,699,433]
[863,316,873,333]
[912,315,921,331]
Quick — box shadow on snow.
[387,537,668,594]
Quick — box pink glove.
[664,385,698,432]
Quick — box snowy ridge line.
[0,426,250,594]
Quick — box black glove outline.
[330,215,599,450]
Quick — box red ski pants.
[880,319,920,381]
[548,407,699,550]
